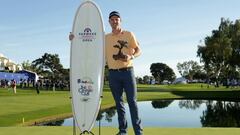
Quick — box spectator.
[35,80,40,94]
[12,79,17,94]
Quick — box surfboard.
[70,0,105,133]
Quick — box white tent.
[173,77,187,84]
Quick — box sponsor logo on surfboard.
[77,77,94,97]
[78,28,96,42]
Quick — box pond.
[39,99,240,127]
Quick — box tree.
[32,53,65,81]
[143,75,151,84]
[197,18,233,87]
[226,19,240,81]
[177,60,203,81]
[60,68,69,82]
[21,60,39,72]
[228,19,240,68]
[21,60,32,70]
[136,77,143,84]
[150,63,176,84]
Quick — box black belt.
[109,67,133,72]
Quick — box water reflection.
[201,101,240,127]
[97,107,116,123]
[38,99,240,127]
[179,100,205,110]
[151,100,173,109]
[37,120,64,126]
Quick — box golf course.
[1,83,240,135]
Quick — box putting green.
[0,127,240,135]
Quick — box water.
[39,100,240,127]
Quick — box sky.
[1,0,240,77]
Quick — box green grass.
[0,88,115,126]
[0,127,240,135]
[0,89,71,126]
[137,83,240,91]
[0,83,240,127]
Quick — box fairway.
[0,127,240,135]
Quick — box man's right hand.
[69,32,74,41]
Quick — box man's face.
[109,16,121,29]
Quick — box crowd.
[0,78,70,94]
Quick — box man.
[35,80,40,94]
[105,11,143,135]
[69,11,143,135]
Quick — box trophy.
[113,40,128,60]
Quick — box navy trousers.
[109,69,143,135]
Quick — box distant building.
[0,53,22,72]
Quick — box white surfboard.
[70,0,105,133]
